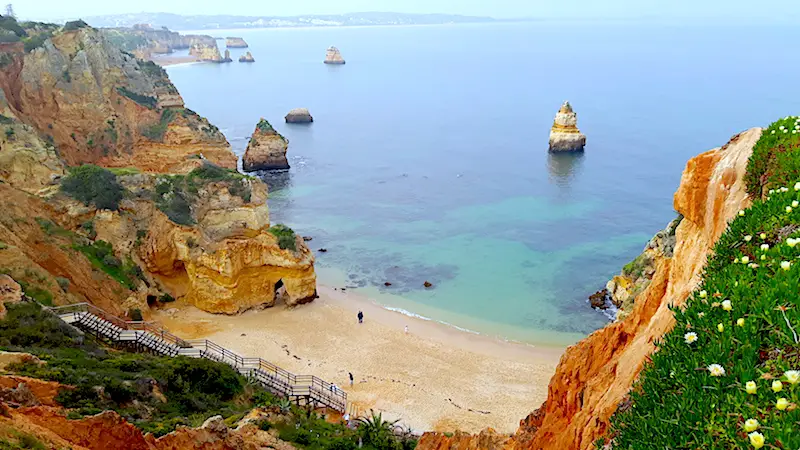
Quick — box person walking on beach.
[348,372,354,387]
[404,325,409,334]
[357,310,363,324]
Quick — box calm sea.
[166,21,800,345]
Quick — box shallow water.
[166,21,800,345]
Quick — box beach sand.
[150,55,200,67]
[152,285,564,433]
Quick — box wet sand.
[152,285,564,433]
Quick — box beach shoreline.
[152,284,565,433]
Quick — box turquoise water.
[166,22,800,345]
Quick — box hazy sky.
[14,0,798,23]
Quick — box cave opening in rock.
[273,279,285,305]
[146,294,157,307]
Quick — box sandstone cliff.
[102,27,216,54]
[324,46,345,64]
[226,37,249,48]
[548,101,586,152]
[190,42,223,62]
[242,119,290,172]
[0,26,235,173]
[416,128,762,450]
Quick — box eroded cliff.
[417,128,762,450]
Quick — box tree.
[4,4,14,19]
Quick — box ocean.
[165,21,800,345]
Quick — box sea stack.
[220,49,233,63]
[242,119,290,172]
[285,108,313,124]
[324,46,345,65]
[548,101,587,152]
[226,37,248,48]
[239,52,255,63]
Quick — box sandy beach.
[152,285,565,433]
[150,55,201,67]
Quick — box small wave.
[382,306,482,335]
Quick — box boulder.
[225,37,248,48]
[324,46,346,65]
[548,101,586,152]
[242,119,290,172]
[285,108,313,124]
[589,289,611,309]
[238,51,255,63]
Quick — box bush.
[0,303,81,349]
[22,33,51,52]
[0,16,26,38]
[607,117,800,449]
[129,308,143,321]
[61,165,124,211]
[159,293,175,303]
[55,277,70,292]
[141,109,175,142]
[268,225,297,251]
[63,20,89,31]
[116,87,157,110]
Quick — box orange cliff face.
[416,128,762,450]
[0,28,235,173]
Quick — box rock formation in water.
[239,51,255,63]
[548,101,586,152]
[0,27,235,172]
[220,49,233,63]
[324,46,346,64]
[242,119,290,171]
[285,108,313,123]
[189,42,223,62]
[226,37,248,48]
[416,128,762,450]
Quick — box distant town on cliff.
[82,12,500,30]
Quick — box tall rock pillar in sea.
[548,101,586,152]
[324,46,346,64]
[242,119,290,171]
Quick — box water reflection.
[547,152,585,187]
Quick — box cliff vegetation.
[604,117,800,449]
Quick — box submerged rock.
[242,119,290,171]
[238,51,255,63]
[285,108,313,123]
[225,37,248,48]
[324,46,346,65]
[548,101,586,152]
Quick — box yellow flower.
[785,370,800,384]
[737,318,745,327]
[722,300,732,311]
[739,210,746,217]
[760,254,767,261]
[699,290,707,298]
[748,431,765,449]
[744,418,759,432]
[744,235,753,242]
[781,261,791,270]
[741,256,750,264]
[794,200,799,208]
[760,244,769,251]
[788,237,798,247]
[787,206,793,213]
[745,380,757,394]
[734,257,740,264]
[707,364,725,376]
[697,312,705,318]
[795,181,800,191]
[772,380,783,392]
[717,323,724,332]
[760,233,767,239]
[776,397,789,410]
[684,332,698,344]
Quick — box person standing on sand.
[357,310,363,324]
[349,372,354,387]
[404,325,409,334]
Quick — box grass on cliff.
[61,164,125,211]
[72,240,143,290]
[152,163,252,226]
[0,302,276,437]
[605,118,800,449]
[141,108,175,142]
[116,87,158,110]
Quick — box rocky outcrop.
[416,128,762,450]
[220,49,233,63]
[238,52,255,63]
[418,429,509,450]
[242,119,290,172]
[285,108,313,123]
[226,37,248,48]
[102,27,216,54]
[324,46,345,65]
[0,27,235,173]
[548,101,586,152]
[190,42,223,62]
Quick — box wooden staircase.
[50,303,348,412]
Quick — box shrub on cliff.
[63,20,89,31]
[268,224,297,251]
[61,164,124,211]
[606,118,800,450]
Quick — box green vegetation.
[745,117,800,198]
[22,33,50,52]
[4,127,13,139]
[18,283,53,306]
[0,432,47,449]
[63,20,89,31]
[152,163,252,226]
[108,167,140,176]
[0,303,269,437]
[55,277,70,292]
[0,114,12,125]
[621,253,650,279]
[61,164,125,211]
[256,118,275,133]
[0,242,7,250]
[116,87,157,110]
[137,60,167,79]
[606,117,800,449]
[35,217,74,238]
[128,308,143,321]
[268,224,297,251]
[73,240,142,290]
[0,15,26,39]
[275,409,416,450]
[141,108,175,142]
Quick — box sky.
[13,0,799,23]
